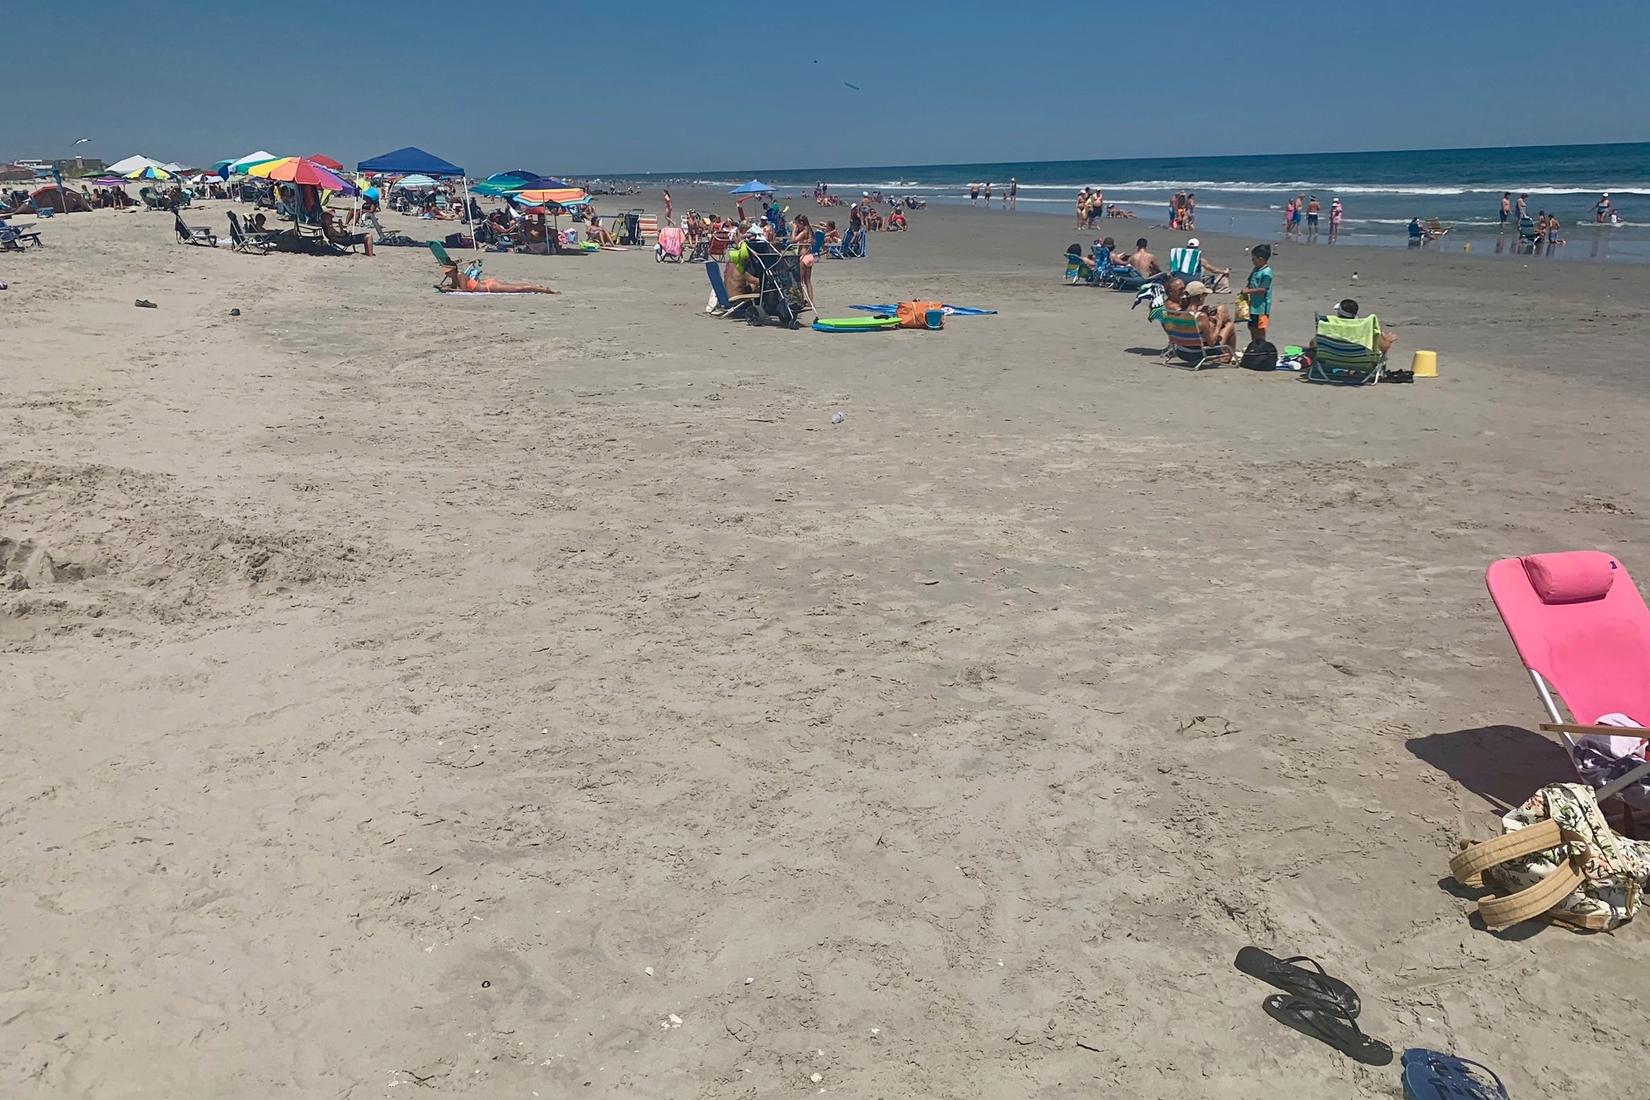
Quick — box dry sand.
[5,190,1650,1098]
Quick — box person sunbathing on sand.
[438,259,557,294]
[1107,203,1136,219]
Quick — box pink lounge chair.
[656,226,685,262]
[1486,550,1650,806]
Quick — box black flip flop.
[1234,946,1361,1018]
[1262,994,1393,1066]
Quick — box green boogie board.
[812,316,900,333]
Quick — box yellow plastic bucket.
[1412,350,1438,378]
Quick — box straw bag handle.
[1449,819,1564,886]
[1476,854,1586,931]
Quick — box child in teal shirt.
[1244,244,1273,345]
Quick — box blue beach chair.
[830,226,866,259]
[704,261,758,319]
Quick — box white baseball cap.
[1187,237,1200,247]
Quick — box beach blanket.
[849,304,997,316]
[436,289,545,296]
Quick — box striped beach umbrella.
[246,156,357,194]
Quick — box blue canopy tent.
[357,146,475,252]
[357,146,464,177]
[729,179,776,195]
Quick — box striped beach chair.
[1304,314,1385,385]
[1159,309,1224,370]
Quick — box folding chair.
[1486,551,1650,813]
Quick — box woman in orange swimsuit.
[439,260,557,294]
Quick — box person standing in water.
[969,181,979,206]
[983,181,992,206]
[1328,197,1343,242]
[1008,177,1017,211]
[1499,192,1511,231]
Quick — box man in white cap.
[1169,238,1202,278]
[1169,237,1232,292]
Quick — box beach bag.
[895,300,944,330]
[1232,294,1251,323]
[1449,783,1650,932]
[1239,340,1277,371]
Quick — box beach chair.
[1158,309,1225,370]
[1064,250,1101,286]
[830,226,866,259]
[1486,551,1650,812]
[1426,217,1451,238]
[1168,245,1202,279]
[1303,314,1385,385]
[703,260,758,320]
[0,220,43,250]
[225,211,269,254]
[174,212,218,247]
[362,210,419,247]
[655,226,685,262]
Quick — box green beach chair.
[1304,314,1385,386]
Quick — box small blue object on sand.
[849,304,997,316]
[1401,1049,1508,1100]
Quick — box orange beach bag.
[894,300,945,329]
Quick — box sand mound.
[1,461,366,640]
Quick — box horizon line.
[579,138,1650,180]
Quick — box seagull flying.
[72,137,91,145]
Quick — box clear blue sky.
[15,0,1648,175]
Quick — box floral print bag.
[1449,783,1650,932]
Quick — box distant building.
[5,156,107,177]
[55,155,107,176]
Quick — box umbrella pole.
[463,177,479,255]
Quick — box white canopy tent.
[105,154,162,176]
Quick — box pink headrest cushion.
[1521,551,1616,604]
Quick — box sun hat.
[1185,280,1210,297]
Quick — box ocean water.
[655,143,1650,263]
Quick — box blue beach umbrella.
[729,179,776,195]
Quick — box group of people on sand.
[1169,191,1196,230]
[1076,234,1385,369]
[1282,193,1342,243]
[1075,187,1134,227]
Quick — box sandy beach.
[6,191,1650,1098]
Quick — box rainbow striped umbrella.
[509,186,590,210]
[125,165,174,181]
[246,156,357,195]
